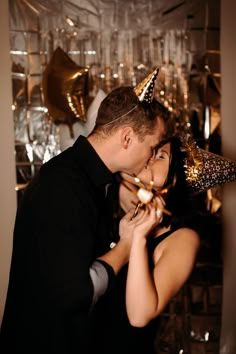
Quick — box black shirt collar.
[73,135,114,188]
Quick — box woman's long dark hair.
[157,136,206,232]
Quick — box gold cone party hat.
[134,68,159,103]
[180,136,236,192]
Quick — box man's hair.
[92,86,159,140]
[150,99,170,123]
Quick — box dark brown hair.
[156,136,206,231]
[92,86,159,140]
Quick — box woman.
[119,134,236,353]
[110,133,229,354]
[113,135,203,353]
[120,136,201,328]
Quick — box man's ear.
[120,126,134,149]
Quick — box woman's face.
[137,142,171,190]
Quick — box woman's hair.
[157,136,206,231]
[92,86,159,140]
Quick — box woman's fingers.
[155,207,163,223]
[153,195,165,209]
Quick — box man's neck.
[87,134,121,174]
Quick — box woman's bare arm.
[126,227,200,327]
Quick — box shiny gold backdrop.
[9,0,221,202]
[9,1,224,353]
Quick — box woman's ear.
[120,126,134,149]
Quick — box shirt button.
[110,242,116,249]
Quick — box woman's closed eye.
[156,153,165,160]
[155,149,169,160]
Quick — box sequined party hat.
[134,67,159,103]
[180,136,236,192]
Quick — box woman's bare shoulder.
[153,226,200,262]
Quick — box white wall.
[220,0,236,352]
[0,0,17,325]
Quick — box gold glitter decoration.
[181,137,204,184]
[180,136,236,192]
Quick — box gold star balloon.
[42,47,89,137]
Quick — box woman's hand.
[119,206,160,244]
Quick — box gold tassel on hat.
[180,136,236,192]
[134,68,159,103]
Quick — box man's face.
[123,117,166,176]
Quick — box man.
[0,69,166,353]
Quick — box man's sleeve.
[89,259,115,308]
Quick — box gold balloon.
[42,47,89,137]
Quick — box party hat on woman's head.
[134,67,159,103]
[180,136,236,192]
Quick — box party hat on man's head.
[96,68,160,128]
[180,136,236,192]
[134,68,159,103]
